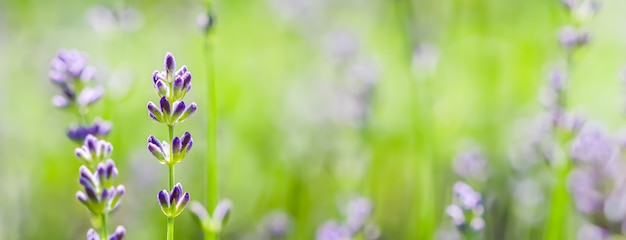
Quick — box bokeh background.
[3,0,626,239]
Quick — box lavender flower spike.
[158,183,190,218]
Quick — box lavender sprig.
[49,49,111,142]
[445,181,485,239]
[48,50,125,239]
[543,1,598,238]
[147,52,195,240]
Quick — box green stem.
[167,125,175,240]
[100,214,108,239]
[168,125,175,189]
[167,217,174,240]
[203,4,219,240]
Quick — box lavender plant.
[146,52,195,239]
[49,49,125,239]
[445,181,485,240]
[543,0,598,238]
[193,2,232,239]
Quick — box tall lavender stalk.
[543,1,597,238]
[48,49,125,239]
[200,2,218,232]
[147,53,195,240]
[195,2,227,239]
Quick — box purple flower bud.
[49,70,67,84]
[172,77,184,98]
[176,65,188,76]
[189,202,209,226]
[85,135,98,153]
[158,190,170,210]
[172,137,182,155]
[76,191,88,203]
[213,199,233,224]
[171,101,186,120]
[84,184,98,201]
[181,132,192,149]
[52,95,70,108]
[76,147,92,163]
[549,68,568,92]
[186,141,194,153]
[148,142,166,163]
[80,66,96,82]
[470,217,485,231]
[170,183,183,204]
[176,103,197,123]
[446,205,465,226]
[87,228,99,240]
[78,87,104,106]
[164,52,176,74]
[152,70,160,84]
[147,101,163,122]
[105,160,117,177]
[110,225,126,240]
[196,13,215,33]
[182,72,192,90]
[177,192,190,211]
[155,80,169,98]
[159,97,171,116]
[101,187,111,200]
[559,26,589,49]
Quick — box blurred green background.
[2,0,626,239]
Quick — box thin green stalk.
[167,217,174,240]
[167,125,175,239]
[202,1,219,239]
[100,214,108,239]
[168,125,175,190]
[544,161,572,240]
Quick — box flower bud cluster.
[158,183,191,218]
[147,53,197,126]
[75,135,126,239]
[567,125,626,235]
[48,49,111,142]
[147,132,193,165]
[445,182,485,236]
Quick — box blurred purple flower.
[260,211,291,238]
[452,146,489,182]
[570,124,614,164]
[67,118,112,143]
[316,221,351,240]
